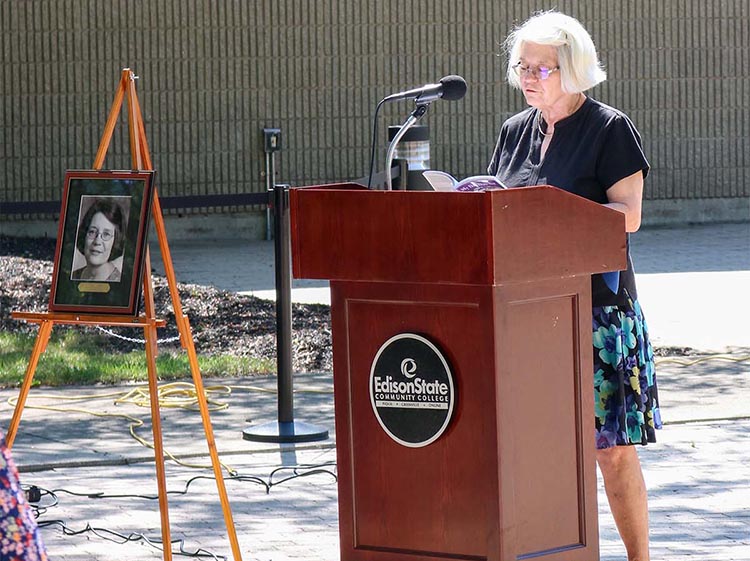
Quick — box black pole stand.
[242,184,329,443]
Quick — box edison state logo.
[369,333,455,447]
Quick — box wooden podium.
[289,184,626,561]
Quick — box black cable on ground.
[47,461,337,500]
[24,461,337,558]
[35,519,226,560]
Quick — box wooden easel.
[8,69,243,561]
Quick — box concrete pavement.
[2,221,749,560]
[4,362,749,561]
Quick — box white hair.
[505,11,606,93]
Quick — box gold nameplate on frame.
[77,282,111,293]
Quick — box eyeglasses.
[512,63,560,81]
[86,228,114,242]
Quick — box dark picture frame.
[49,170,156,315]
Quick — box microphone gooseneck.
[384,104,430,190]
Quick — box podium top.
[290,183,626,285]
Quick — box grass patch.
[0,331,275,388]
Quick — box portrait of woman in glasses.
[71,197,129,282]
[488,11,661,561]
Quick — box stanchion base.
[242,420,329,443]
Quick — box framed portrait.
[49,170,156,315]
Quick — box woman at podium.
[488,11,662,561]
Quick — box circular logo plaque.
[369,333,455,448]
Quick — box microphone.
[382,75,467,104]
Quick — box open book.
[422,170,508,192]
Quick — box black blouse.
[487,97,650,307]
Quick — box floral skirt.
[0,436,48,560]
[592,298,662,450]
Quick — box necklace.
[537,111,552,137]
[537,94,586,138]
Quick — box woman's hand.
[605,170,644,232]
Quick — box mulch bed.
[0,236,332,373]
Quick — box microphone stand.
[384,103,430,191]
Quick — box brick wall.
[1,0,748,226]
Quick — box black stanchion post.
[242,183,329,443]
[274,183,294,423]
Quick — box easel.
[8,69,243,561]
